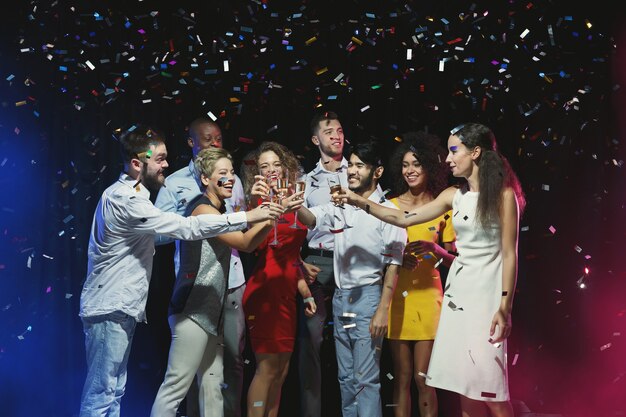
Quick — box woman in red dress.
[241,141,316,417]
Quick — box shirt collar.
[118,172,150,198]
[311,157,349,175]
[355,185,387,207]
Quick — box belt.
[308,248,334,258]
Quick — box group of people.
[78,110,525,417]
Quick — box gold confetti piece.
[315,67,328,76]
[15,101,27,107]
[305,36,317,45]
[351,36,363,46]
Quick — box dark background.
[0,1,625,416]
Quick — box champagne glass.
[275,170,290,224]
[260,168,281,247]
[290,172,307,229]
[327,174,351,233]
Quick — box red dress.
[243,211,307,353]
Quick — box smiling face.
[139,143,169,191]
[347,153,378,194]
[189,123,223,157]
[446,134,477,178]
[201,157,235,201]
[312,119,344,160]
[257,150,283,187]
[401,151,428,190]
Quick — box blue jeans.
[79,311,137,417]
[333,285,383,417]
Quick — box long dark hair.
[389,131,448,197]
[454,123,526,228]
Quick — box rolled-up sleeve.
[382,223,407,266]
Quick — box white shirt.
[154,160,247,289]
[308,188,407,289]
[303,158,349,250]
[80,173,248,322]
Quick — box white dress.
[426,186,510,401]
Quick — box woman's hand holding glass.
[250,175,271,205]
[282,190,305,213]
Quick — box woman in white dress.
[337,123,525,417]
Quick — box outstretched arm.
[296,206,317,228]
[191,204,274,253]
[337,186,456,228]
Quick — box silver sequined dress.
[169,195,232,336]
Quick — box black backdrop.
[0,1,625,416]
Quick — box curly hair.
[389,131,448,198]
[240,141,302,205]
[453,123,526,228]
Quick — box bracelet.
[303,297,314,304]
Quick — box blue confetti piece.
[59,66,67,72]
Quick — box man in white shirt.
[297,141,407,417]
[297,110,348,417]
[78,126,282,417]
[154,118,247,417]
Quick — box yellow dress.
[387,198,455,340]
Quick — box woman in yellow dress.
[387,132,457,417]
